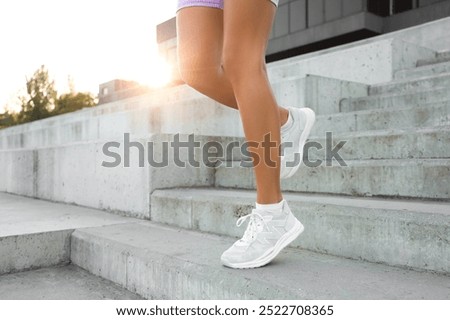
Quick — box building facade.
[157,0,450,82]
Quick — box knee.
[222,51,266,83]
[178,59,220,91]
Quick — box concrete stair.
[340,88,450,112]
[314,103,450,134]
[416,51,450,67]
[150,188,450,274]
[1,23,450,300]
[1,192,448,300]
[215,159,450,199]
[369,72,450,96]
[70,220,450,299]
[395,60,450,79]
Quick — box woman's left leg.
[222,0,281,204]
[220,0,305,269]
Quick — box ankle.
[279,107,289,127]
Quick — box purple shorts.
[177,0,279,12]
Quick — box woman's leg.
[222,0,281,204]
[176,6,289,126]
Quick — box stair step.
[417,51,450,67]
[315,102,450,134]
[215,159,450,199]
[70,221,450,299]
[224,127,450,160]
[369,73,450,96]
[340,88,450,112]
[151,188,450,274]
[395,60,450,80]
[0,264,141,299]
[310,126,450,160]
[0,192,136,275]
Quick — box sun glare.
[136,53,174,89]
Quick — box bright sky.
[0,0,178,113]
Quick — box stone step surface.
[395,60,450,79]
[215,159,450,200]
[340,88,450,112]
[267,38,435,85]
[310,126,450,160]
[210,126,450,161]
[315,102,450,134]
[0,264,142,300]
[369,72,450,96]
[150,188,450,274]
[416,51,450,67]
[71,221,450,299]
[0,192,137,275]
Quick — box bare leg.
[222,0,282,204]
[176,7,289,126]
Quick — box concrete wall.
[0,19,448,217]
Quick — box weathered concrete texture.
[0,192,137,275]
[0,39,438,151]
[0,230,72,275]
[71,221,450,300]
[0,264,142,300]
[369,72,450,95]
[150,188,450,274]
[215,159,450,199]
[271,75,368,115]
[310,127,450,160]
[268,39,435,85]
[340,87,450,112]
[417,50,450,67]
[0,134,218,219]
[0,93,243,150]
[0,192,137,237]
[314,102,450,134]
[395,60,450,79]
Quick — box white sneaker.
[280,107,316,179]
[221,200,304,269]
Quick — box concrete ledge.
[0,264,142,299]
[0,192,137,275]
[70,221,450,299]
[0,134,219,218]
[395,60,450,79]
[268,39,435,84]
[272,75,368,115]
[417,50,450,67]
[369,72,450,95]
[314,102,450,134]
[0,230,72,275]
[150,188,450,274]
[340,87,450,112]
[215,159,450,199]
[309,127,450,160]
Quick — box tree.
[0,110,17,129]
[54,92,96,115]
[18,65,57,123]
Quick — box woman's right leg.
[176,7,238,109]
[176,7,289,125]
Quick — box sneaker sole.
[222,219,305,269]
[281,108,316,179]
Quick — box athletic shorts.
[177,0,279,12]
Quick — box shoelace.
[236,209,269,244]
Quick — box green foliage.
[1,65,97,129]
[54,92,96,116]
[18,65,57,124]
[0,111,17,129]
